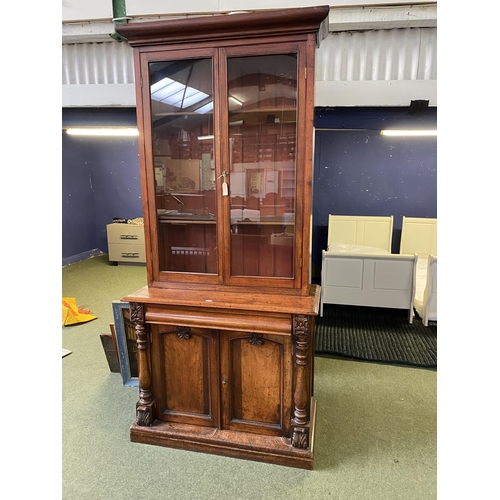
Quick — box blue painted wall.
[62,108,142,264]
[62,107,437,271]
[311,107,437,281]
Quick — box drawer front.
[107,224,145,245]
[108,242,146,263]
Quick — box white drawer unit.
[106,223,146,264]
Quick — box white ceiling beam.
[62,21,116,44]
[315,80,437,107]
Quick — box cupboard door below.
[151,325,219,427]
[220,331,292,436]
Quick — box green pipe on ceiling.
[110,0,129,42]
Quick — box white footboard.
[320,251,418,323]
[415,255,437,326]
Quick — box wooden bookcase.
[116,5,329,469]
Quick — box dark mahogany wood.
[119,6,329,469]
[124,286,319,468]
[116,6,330,47]
[130,406,317,469]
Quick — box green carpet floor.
[62,255,437,500]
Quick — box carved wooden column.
[291,314,311,449]
[130,302,155,426]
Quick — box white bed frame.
[417,255,437,326]
[320,252,418,322]
[320,215,416,322]
[399,216,437,256]
[327,214,393,252]
[399,217,437,325]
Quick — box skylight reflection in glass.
[151,77,210,111]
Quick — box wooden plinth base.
[130,399,317,470]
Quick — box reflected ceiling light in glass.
[151,78,185,102]
[172,87,209,108]
[151,77,209,109]
[229,96,243,106]
[195,101,214,114]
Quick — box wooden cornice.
[115,6,330,47]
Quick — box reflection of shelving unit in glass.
[230,122,296,164]
[116,5,329,470]
[281,167,296,199]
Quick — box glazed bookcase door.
[221,43,307,290]
[139,48,222,286]
[138,44,309,291]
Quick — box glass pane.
[149,58,217,274]
[227,54,297,278]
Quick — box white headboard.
[399,217,437,256]
[327,215,394,253]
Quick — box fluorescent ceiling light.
[66,127,139,137]
[381,130,437,137]
[197,135,214,141]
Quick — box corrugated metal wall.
[62,41,134,85]
[62,27,436,105]
[315,28,436,82]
